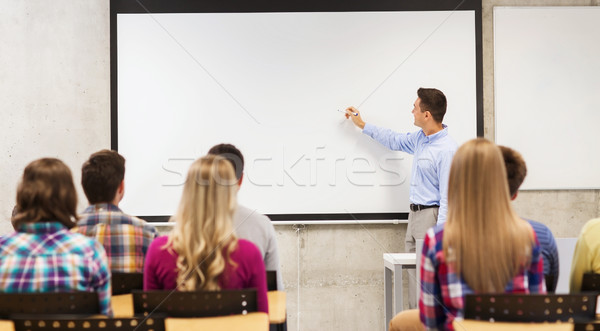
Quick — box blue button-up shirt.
[363,123,457,224]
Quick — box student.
[499,145,559,292]
[143,155,268,313]
[569,217,600,292]
[76,149,158,273]
[208,143,284,290]
[0,158,112,316]
[389,139,545,331]
[345,88,457,308]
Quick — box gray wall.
[1,1,599,330]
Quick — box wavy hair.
[443,138,534,292]
[13,158,78,228]
[167,155,239,291]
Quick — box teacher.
[345,88,457,308]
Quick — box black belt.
[410,204,439,212]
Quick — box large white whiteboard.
[115,10,479,218]
[494,7,600,190]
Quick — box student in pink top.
[143,155,268,313]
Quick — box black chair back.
[545,274,556,293]
[11,316,165,331]
[575,323,600,331]
[112,272,144,295]
[0,292,99,319]
[464,293,597,323]
[581,273,600,291]
[132,289,258,317]
[267,271,278,291]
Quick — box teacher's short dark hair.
[81,149,125,204]
[417,87,447,123]
[208,143,244,181]
[13,158,78,228]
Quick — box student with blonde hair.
[0,158,112,315]
[143,155,268,313]
[390,138,545,331]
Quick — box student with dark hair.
[76,149,158,273]
[208,143,284,290]
[499,145,559,292]
[345,88,457,308]
[0,158,112,315]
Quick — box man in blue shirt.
[499,145,559,292]
[346,88,457,308]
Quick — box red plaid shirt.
[419,224,546,330]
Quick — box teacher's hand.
[345,106,365,129]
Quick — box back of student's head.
[417,87,447,123]
[207,143,244,181]
[444,138,532,293]
[81,149,125,204]
[498,145,527,197]
[169,154,239,291]
[13,158,78,229]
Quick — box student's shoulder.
[149,235,169,247]
[581,218,600,234]
[62,231,108,256]
[235,239,263,259]
[235,205,272,227]
[128,215,158,232]
[526,219,553,236]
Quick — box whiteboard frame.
[110,0,484,222]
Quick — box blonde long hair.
[167,155,239,291]
[443,138,534,293]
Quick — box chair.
[453,319,573,330]
[266,271,277,291]
[267,291,287,331]
[545,274,556,293]
[11,316,165,331]
[132,289,257,317]
[0,292,100,318]
[464,293,597,323]
[111,272,144,295]
[166,313,269,331]
[574,323,600,331]
[581,273,600,291]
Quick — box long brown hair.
[443,138,533,292]
[13,158,78,228]
[167,155,239,291]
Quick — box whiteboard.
[113,4,481,220]
[494,7,600,190]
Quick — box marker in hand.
[338,109,358,116]
[341,106,365,129]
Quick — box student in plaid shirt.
[76,150,158,273]
[1,158,112,316]
[389,139,545,331]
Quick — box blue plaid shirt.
[0,222,112,316]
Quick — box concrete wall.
[0,1,110,234]
[1,1,600,330]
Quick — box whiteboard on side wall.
[494,7,600,190]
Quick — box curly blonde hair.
[167,155,239,291]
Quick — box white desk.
[383,253,416,331]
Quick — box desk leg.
[384,266,392,331]
[394,264,403,316]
